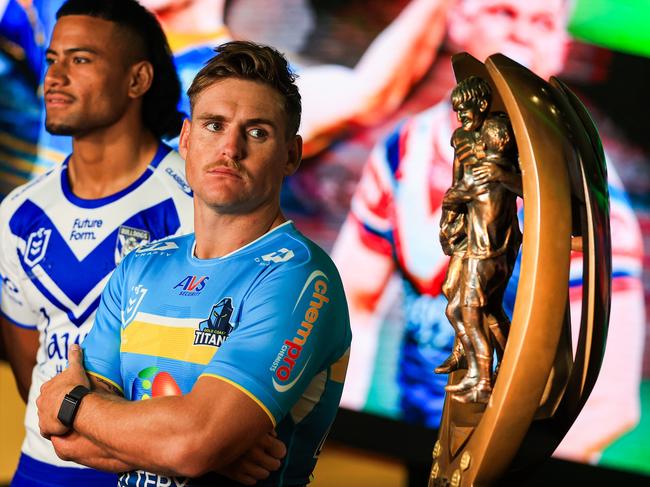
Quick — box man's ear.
[284,135,303,177]
[179,119,191,160]
[128,61,154,99]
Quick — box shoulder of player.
[261,229,342,285]
[128,233,192,262]
[0,167,59,215]
[149,148,193,198]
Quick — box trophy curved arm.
[431,52,611,486]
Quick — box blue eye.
[206,122,223,132]
[249,128,267,139]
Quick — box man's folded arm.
[71,374,274,478]
[49,375,137,472]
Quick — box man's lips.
[45,92,75,106]
[206,166,242,179]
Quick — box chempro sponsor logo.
[270,270,329,392]
[174,275,209,296]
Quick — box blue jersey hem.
[1,309,37,329]
[11,453,118,487]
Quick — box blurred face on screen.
[446,0,570,79]
[138,0,191,12]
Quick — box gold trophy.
[430,53,611,486]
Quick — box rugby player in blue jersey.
[1,2,286,486]
[36,41,351,487]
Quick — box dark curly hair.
[188,41,301,139]
[56,0,183,139]
[451,76,492,112]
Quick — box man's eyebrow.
[246,118,277,128]
[46,47,100,56]
[196,114,277,128]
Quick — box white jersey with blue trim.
[82,222,351,486]
[0,143,193,469]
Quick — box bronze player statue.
[430,53,612,487]
[435,76,522,404]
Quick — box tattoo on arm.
[91,376,123,397]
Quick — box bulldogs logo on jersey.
[193,297,234,348]
[115,226,151,264]
[24,227,52,267]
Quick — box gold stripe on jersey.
[199,373,277,427]
[330,348,350,384]
[121,320,217,365]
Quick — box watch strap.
[57,385,91,428]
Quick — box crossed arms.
[37,345,284,483]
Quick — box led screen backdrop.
[1,0,649,477]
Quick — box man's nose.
[220,127,246,162]
[510,16,534,44]
[44,60,68,89]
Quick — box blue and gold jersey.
[83,222,351,487]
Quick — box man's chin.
[45,122,77,136]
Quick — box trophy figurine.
[430,53,612,487]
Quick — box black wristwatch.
[57,385,91,428]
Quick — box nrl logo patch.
[24,228,52,267]
[121,284,148,327]
[115,226,150,264]
[194,297,234,348]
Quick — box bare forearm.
[73,392,200,476]
[352,0,450,114]
[1,319,38,402]
[51,432,135,473]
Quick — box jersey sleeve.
[347,125,402,256]
[201,260,350,426]
[0,199,38,329]
[82,257,127,395]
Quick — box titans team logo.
[24,227,51,267]
[194,297,234,347]
[115,225,150,264]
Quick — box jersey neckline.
[60,143,171,209]
[188,220,295,265]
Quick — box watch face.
[57,395,79,427]
[57,386,90,427]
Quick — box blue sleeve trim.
[0,309,37,329]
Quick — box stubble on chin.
[45,121,77,136]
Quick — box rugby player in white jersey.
[0,1,284,485]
